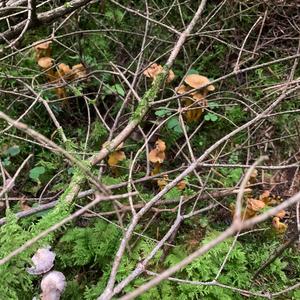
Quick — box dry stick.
[0,154,33,198]
[145,270,270,299]
[234,15,262,72]
[0,111,109,196]
[18,79,67,143]
[119,191,300,300]
[0,192,136,266]
[112,203,214,297]
[0,0,95,43]
[0,187,240,226]
[8,0,34,47]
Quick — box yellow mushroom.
[149,139,166,176]
[58,63,72,79]
[38,57,56,82]
[184,74,215,96]
[34,41,52,61]
[72,63,87,79]
[272,217,287,234]
[143,63,175,83]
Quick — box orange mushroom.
[72,63,87,79]
[157,174,169,190]
[184,74,215,96]
[272,217,287,234]
[149,139,166,176]
[176,74,214,122]
[275,210,286,219]
[107,142,126,175]
[143,63,175,83]
[57,63,72,79]
[177,180,186,190]
[247,198,265,212]
[37,57,56,82]
[231,197,266,220]
[34,41,52,61]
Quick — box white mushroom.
[41,271,66,300]
[27,247,55,275]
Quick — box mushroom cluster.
[149,139,166,175]
[176,74,215,122]
[26,247,66,299]
[143,63,175,83]
[33,40,87,102]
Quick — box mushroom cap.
[155,139,166,152]
[41,271,66,293]
[149,139,166,163]
[58,63,71,75]
[34,41,52,50]
[184,74,215,91]
[108,151,126,167]
[275,210,286,219]
[27,247,55,275]
[38,57,53,69]
[72,63,86,78]
[176,84,190,95]
[192,93,205,101]
[149,150,165,163]
[143,63,163,79]
[247,198,265,211]
[272,217,287,233]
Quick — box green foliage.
[29,166,46,182]
[162,231,297,299]
[0,212,33,299]
[56,219,121,269]
[167,117,184,134]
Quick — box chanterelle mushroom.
[72,63,87,79]
[58,63,71,75]
[34,41,52,60]
[143,63,175,83]
[149,139,166,163]
[38,57,53,69]
[184,74,215,94]
[41,271,66,300]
